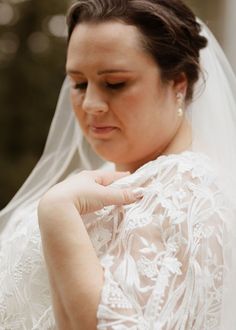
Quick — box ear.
[172,72,188,97]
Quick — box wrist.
[38,190,75,227]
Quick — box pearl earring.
[176,92,184,117]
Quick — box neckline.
[134,149,199,174]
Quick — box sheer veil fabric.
[188,21,236,329]
[1,20,236,329]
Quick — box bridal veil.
[1,19,236,329]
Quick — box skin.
[66,21,192,173]
[38,170,138,330]
[39,20,193,329]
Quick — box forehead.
[66,21,157,71]
[68,21,142,53]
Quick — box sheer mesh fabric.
[0,152,228,329]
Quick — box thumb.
[103,187,145,206]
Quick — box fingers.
[102,187,144,206]
[94,170,131,186]
[121,188,145,204]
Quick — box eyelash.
[73,82,125,91]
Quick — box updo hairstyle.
[67,0,208,101]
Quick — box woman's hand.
[37,170,143,330]
[41,170,143,214]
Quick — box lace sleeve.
[95,164,227,330]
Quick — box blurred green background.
[0,0,224,209]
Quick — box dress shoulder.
[85,151,228,329]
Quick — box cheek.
[70,91,86,125]
[70,89,80,109]
[70,90,81,113]
[118,87,176,150]
[116,85,148,116]
[116,85,161,126]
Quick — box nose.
[82,84,108,115]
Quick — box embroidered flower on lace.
[172,188,187,201]
[162,257,182,275]
[164,234,184,253]
[167,208,186,225]
[137,255,159,280]
[0,151,227,329]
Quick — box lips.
[88,123,118,136]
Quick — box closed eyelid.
[71,81,126,90]
[106,82,126,90]
[73,82,88,90]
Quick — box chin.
[87,137,152,167]
[90,142,129,164]
[94,149,124,163]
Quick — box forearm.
[49,277,73,330]
[38,196,104,330]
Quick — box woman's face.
[66,21,186,171]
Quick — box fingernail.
[132,188,145,199]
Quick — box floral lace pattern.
[0,211,55,330]
[0,151,228,329]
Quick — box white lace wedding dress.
[0,151,228,329]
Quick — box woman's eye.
[73,82,87,90]
[72,82,125,91]
[106,82,125,90]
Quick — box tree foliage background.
[0,0,71,209]
[0,0,221,209]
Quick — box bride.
[1,0,236,329]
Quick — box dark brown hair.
[67,0,207,101]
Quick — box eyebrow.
[66,69,133,75]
